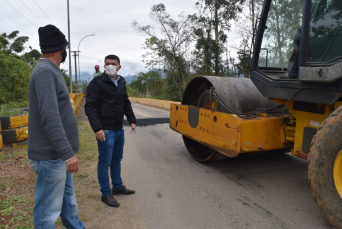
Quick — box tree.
[190,13,224,76]
[0,30,43,105]
[21,46,41,67]
[60,69,76,93]
[146,70,163,98]
[0,30,41,66]
[130,72,148,98]
[261,0,303,68]
[126,85,139,97]
[235,0,264,50]
[132,3,194,93]
[0,52,32,104]
[129,70,166,99]
[0,31,29,56]
[78,80,89,93]
[196,0,245,44]
[236,37,251,77]
[232,0,264,77]
[192,0,245,75]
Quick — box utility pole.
[67,0,72,93]
[78,51,81,88]
[78,34,95,88]
[71,51,80,92]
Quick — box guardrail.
[69,93,84,117]
[0,111,29,150]
[0,94,84,151]
[0,95,169,150]
[129,97,180,110]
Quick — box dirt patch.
[0,112,142,228]
[75,114,144,228]
[0,146,36,228]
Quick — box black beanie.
[38,25,68,54]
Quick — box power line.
[79,55,104,61]
[32,0,53,24]
[20,0,45,25]
[0,25,9,32]
[5,0,37,29]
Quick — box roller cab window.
[257,0,342,81]
[307,0,342,64]
[257,0,304,79]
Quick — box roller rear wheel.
[309,105,342,228]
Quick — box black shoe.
[101,193,120,207]
[112,185,135,195]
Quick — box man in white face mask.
[104,59,121,84]
[85,54,137,207]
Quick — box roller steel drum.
[181,76,279,161]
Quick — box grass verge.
[0,101,28,116]
[0,120,100,228]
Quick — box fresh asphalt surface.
[84,103,331,229]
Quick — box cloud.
[1,0,197,78]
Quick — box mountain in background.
[73,72,134,84]
[76,72,93,82]
[123,74,134,84]
[74,69,163,85]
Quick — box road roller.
[170,0,342,227]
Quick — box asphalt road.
[87,103,331,229]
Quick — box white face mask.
[104,65,118,77]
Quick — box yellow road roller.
[170,0,342,227]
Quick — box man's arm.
[123,91,136,134]
[130,123,136,134]
[84,80,106,140]
[84,80,103,133]
[65,156,79,173]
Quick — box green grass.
[86,194,99,200]
[0,195,34,229]
[0,149,27,164]
[0,101,28,116]
[0,149,44,228]
[77,125,98,162]
[0,119,101,228]
[0,183,6,191]
[75,173,89,179]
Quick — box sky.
[0,0,242,81]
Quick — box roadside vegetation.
[0,147,35,229]
[0,101,28,116]
[1,0,265,104]
[0,120,103,228]
[0,31,78,116]
[129,0,265,101]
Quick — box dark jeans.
[97,129,125,196]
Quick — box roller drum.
[181,76,279,162]
[182,76,277,113]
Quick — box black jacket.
[85,73,136,133]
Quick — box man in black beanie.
[28,24,85,229]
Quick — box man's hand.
[130,123,136,134]
[96,130,105,141]
[65,156,79,173]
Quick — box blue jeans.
[97,129,125,196]
[29,159,85,229]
